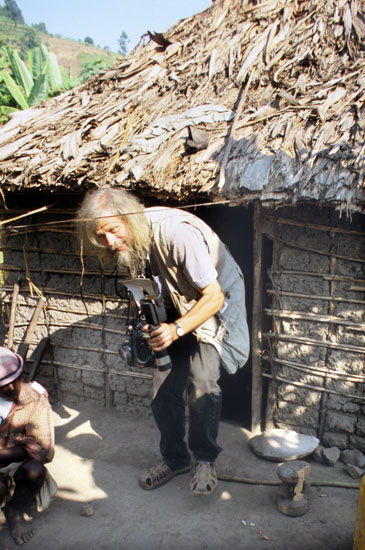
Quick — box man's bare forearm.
[148,280,225,351]
[172,280,224,336]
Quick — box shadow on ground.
[0,400,358,550]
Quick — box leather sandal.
[139,460,192,490]
[190,461,218,495]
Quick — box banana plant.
[0,44,79,119]
[28,44,64,92]
[0,46,46,109]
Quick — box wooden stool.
[277,460,311,517]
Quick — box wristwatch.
[173,321,184,338]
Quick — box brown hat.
[0,346,23,387]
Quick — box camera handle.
[149,327,173,372]
[140,299,172,372]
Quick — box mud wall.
[263,206,365,451]
[1,201,364,445]
[0,204,154,415]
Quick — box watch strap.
[173,321,184,338]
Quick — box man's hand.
[143,279,225,353]
[144,323,176,352]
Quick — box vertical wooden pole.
[7,279,20,351]
[264,236,279,430]
[354,474,365,550]
[318,250,337,439]
[101,288,113,408]
[251,202,263,434]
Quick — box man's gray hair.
[77,186,152,267]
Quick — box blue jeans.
[151,332,222,470]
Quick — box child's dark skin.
[0,378,46,546]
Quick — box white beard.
[115,247,142,278]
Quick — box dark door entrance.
[197,203,253,429]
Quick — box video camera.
[118,279,172,372]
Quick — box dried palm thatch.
[0,0,364,212]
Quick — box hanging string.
[1,197,245,234]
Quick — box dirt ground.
[0,399,360,550]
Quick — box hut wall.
[263,205,365,451]
[0,204,153,415]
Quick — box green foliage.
[0,16,121,78]
[21,28,40,50]
[0,103,18,123]
[0,15,121,123]
[0,48,7,69]
[59,65,80,91]
[80,58,110,81]
[0,17,37,57]
[0,0,24,24]
[118,31,129,55]
[84,36,94,45]
[1,69,29,109]
[0,44,82,121]
[0,16,25,49]
[7,46,33,95]
[31,22,47,34]
[0,50,15,121]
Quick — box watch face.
[174,322,184,337]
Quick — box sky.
[16,0,212,53]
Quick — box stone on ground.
[249,429,319,462]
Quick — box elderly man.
[77,186,249,496]
[0,346,56,546]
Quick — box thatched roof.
[0,0,364,212]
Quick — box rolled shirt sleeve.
[170,223,218,290]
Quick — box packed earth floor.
[0,399,360,550]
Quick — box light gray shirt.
[149,222,217,307]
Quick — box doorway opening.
[197,203,254,429]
